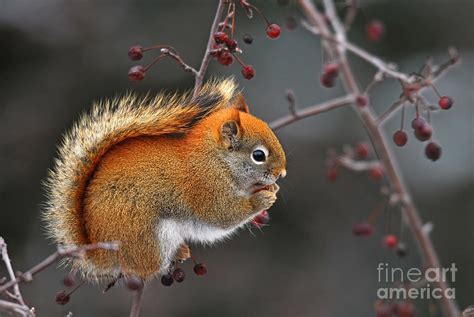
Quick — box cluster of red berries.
[55,274,78,305]
[320,62,339,88]
[160,261,208,287]
[353,223,407,255]
[376,301,415,317]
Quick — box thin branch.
[129,285,144,317]
[160,48,198,76]
[0,299,31,317]
[0,238,25,306]
[0,242,119,294]
[270,95,354,130]
[338,156,380,172]
[297,1,460,316]
[193,0,227,97]
[376,97,407,125]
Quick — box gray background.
[0,0,472,316]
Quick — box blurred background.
[0,0,472,316]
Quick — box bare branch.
[376,97,407,125]
[0,238,25,306]
[129,285,144,317]
[160,48,198,76]
[270,95,354,130]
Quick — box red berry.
[253,210,270,226]
[356,94,369,107]
[366,20,385,42]
[352,223,374,236]
[355,143,370,158]
[326,168,338,182]
[128,45,144,61]
[369,165,384,181]
[396,302,415,317]
[172,268,185,283]
[323,63,339,77]
[128,65,146,82]
[55,291,70,305]
[193,263,208,276]
[242,65,255,80]
[266,23,281,39]
[161,273,174,286]
[375,303,393,317]
[126,276,143,291]
[383,234,398,249]
[320,73,334,88]
[393,130,408,147]
[414,124,432,142]
[217,51,234,66]
[225,38,238,51]
[213,31,228,44]
[425,142,442,161]
[411,117,426,130]
[62,274,75,288]
[438,96,453,110]
[242,34,253,44]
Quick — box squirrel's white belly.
[155,217,252,272]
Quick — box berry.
[326,168,338,182]
[253,210,270,227]
[356,94,369,107]
[425,142,442,161]
[217,51,234,66]
[126,276,143,291]
[55,291,70,305]
[193,263,208,276]
[161,274,174,286]
[396,302,415,317]
[411,117,426,130]
[323,63,339,77]
[62,274,75,288]
[352,223,374,236]
[128,65,146,82]
[242,34,253,44]
[396,243,408,258]
[128,45,144,61]
[285,16,297,30]
[355,142,370,158]
[375,303,393,317]
[438,96,453,110]
[242,65,255,80]
[266,23,281,39]
[225,38,238,51]
[383,234,398,249]
[414,124,432,142]
[366,20,385,42]
[172,268,186,283]
[320,73,334,88]
[369,165,384,181]
[393,130,408,147]
[213,31,228,44]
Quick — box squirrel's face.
[216,108,286,196]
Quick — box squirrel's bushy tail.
[43,79,238,248]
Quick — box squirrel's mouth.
[250,182,273,194]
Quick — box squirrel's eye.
[251,147,268,164]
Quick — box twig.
[0,299,31,317]
[270,95,354,130]
[193,0,227,97]
[129,286,144,317]
[0,238,25,306]
[160,48,198,76]
[0,242,119,294]
[296,1,460,316]
[376,97,407,125]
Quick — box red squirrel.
[43,79,286,282]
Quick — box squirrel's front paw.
[250,189,277,212]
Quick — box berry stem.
[66,280,85,297]
[400,104,405,130]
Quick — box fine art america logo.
[377,263,457,300]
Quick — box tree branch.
[296,1,460,316]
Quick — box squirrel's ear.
[232,94,250,113]
[220,111,242,149]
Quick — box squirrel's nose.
[277,168,287,179]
